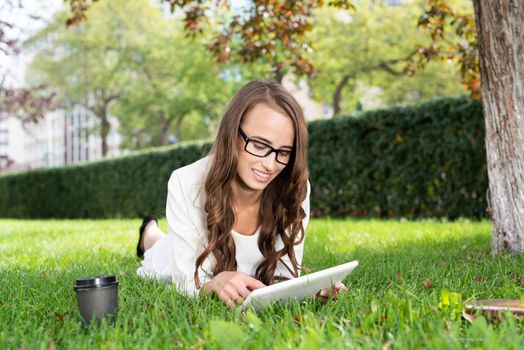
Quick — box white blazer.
[165,155,311,295]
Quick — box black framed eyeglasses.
[238,128,293,165]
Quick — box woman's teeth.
[253,169,270,180]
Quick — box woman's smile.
[252,168,271,182]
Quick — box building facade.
[0,105,121,174]
[0,115,26,172]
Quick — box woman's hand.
[317,282,348,303]
[201,271,266,308]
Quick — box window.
[0,129,7,156]
[0,129,7,145]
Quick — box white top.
[166,155,311,296]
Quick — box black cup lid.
[75,275,118,288]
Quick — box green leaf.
[438,287,463,320]
[438,287,450,310]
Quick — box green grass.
[1,218,523,349]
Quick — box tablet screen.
[241,260,358,311]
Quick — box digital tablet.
[240,260,358,311]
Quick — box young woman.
[136,80,347,308]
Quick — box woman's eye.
[279,151,291,157]
[253,142,269,150]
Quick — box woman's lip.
[252,169,271,182]
[252,169,271,176]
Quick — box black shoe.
[137,216,158,259]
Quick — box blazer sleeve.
[274,179,311,279]
[166,171,212,296]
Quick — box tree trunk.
[93,103,110,157]
[472,0,524,253]
[174,116,184,142]
[100,110,110,157]
[333,74,351,116]
[273,63,285,84]
[159,112,172,146]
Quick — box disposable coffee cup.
[74,275,119,325]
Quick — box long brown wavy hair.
[194,80,309,288]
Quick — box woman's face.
[235,103,295,193]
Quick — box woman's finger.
[234,295,245,305]
[318,289,330,304]
[231,279,252,299]
[219,287,239,308]
[319,286,340,300]
[334,282,348,292]
[225,292,243,306]
[319,288,332,298]
[224,297,236,308]
[243,275,266,291]
[227,285,247,306]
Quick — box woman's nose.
[261,151,278,171]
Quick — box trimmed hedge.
[0,97,486,219]
[0,142,211,219]
[308,97,486,219]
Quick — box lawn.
[1,218,523,349]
